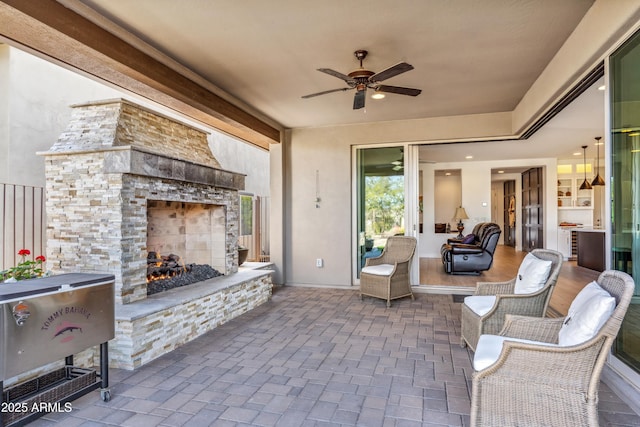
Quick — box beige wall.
[0,46,122,187]
[0,45,270,196]
[279,2,640,287]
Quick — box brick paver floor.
[30,286,640,426]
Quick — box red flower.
[17,249,30,256]
[35,255,46,262]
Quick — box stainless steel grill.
[0,273,114,426]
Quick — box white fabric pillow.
[566,281,603,318]
[361,264,394,276]
[558,281,615,346]
[464,295,497,316]
[473,334,559,371]
[513,253,553,294]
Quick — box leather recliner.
[441,223,501,275]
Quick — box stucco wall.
[0,46,122,187]
[286,115,520,288]
[0,45,269,197]
[280,3,640,287]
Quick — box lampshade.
[453,206,469,221]
[579,145,592,190]
[591,136,605,186]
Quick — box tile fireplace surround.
[37,99,273,370]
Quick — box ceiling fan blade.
[317,68,355,83]
[370,62,414,82]
[353,90,366,110]
[301,87,350,99]
[376,85,422,96]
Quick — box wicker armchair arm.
[364,255,385,267]
[475,279,516,295]
[473,336,607,384]
[499,314,563,343]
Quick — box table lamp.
[453,206,469,238]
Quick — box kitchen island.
[576,228,605,272]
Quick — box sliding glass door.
[611,28,640,373]
[355,147,406,277]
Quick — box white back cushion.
[513,253,553,294]
[558,281,615,346]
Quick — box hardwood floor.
[420,245,600,316]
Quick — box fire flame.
[146,252,187,283]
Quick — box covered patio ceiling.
[0,0,612,158]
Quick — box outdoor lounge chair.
[470,270,634,427]
[460,248,563,351]
[360,235,417,307]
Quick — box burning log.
[147,252,188,281]
[146,252,223,296]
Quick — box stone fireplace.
[41,99,273,369]
[42,98,244,303]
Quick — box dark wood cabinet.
[522,168,544,252]
[503,180,516,247]
[577,230,605,272]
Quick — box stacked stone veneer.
[39,99,273,370]
[41,99,245,304]
[111,271,273,370]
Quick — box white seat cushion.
[464,295,497,316]
[473,334,559,371]
[558,281,615,346]
[513,253,553,294]
[361,264,394,276]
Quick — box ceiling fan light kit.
[302,50,422,110]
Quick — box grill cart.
[0,273,115,426]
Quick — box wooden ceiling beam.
[0,0,281,149]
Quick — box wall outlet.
[316,258,323,268]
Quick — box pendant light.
[591,136,605,186]
[579,145,593,190]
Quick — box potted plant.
[1,249,47,282]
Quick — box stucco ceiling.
[49,0,603,161]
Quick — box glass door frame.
[606,26,640,391]
[351,143,420,285]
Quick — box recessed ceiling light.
[465,155,473,159]
[498,170,504,174]
[371,92,385,100]
[573,152,582,156]
[598,85,606,91]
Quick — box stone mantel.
[39,146,245,191]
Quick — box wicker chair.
[460,248,563,351]
[470,270,635,427]
[360,236,417,307]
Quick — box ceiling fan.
[302,50,422,110]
